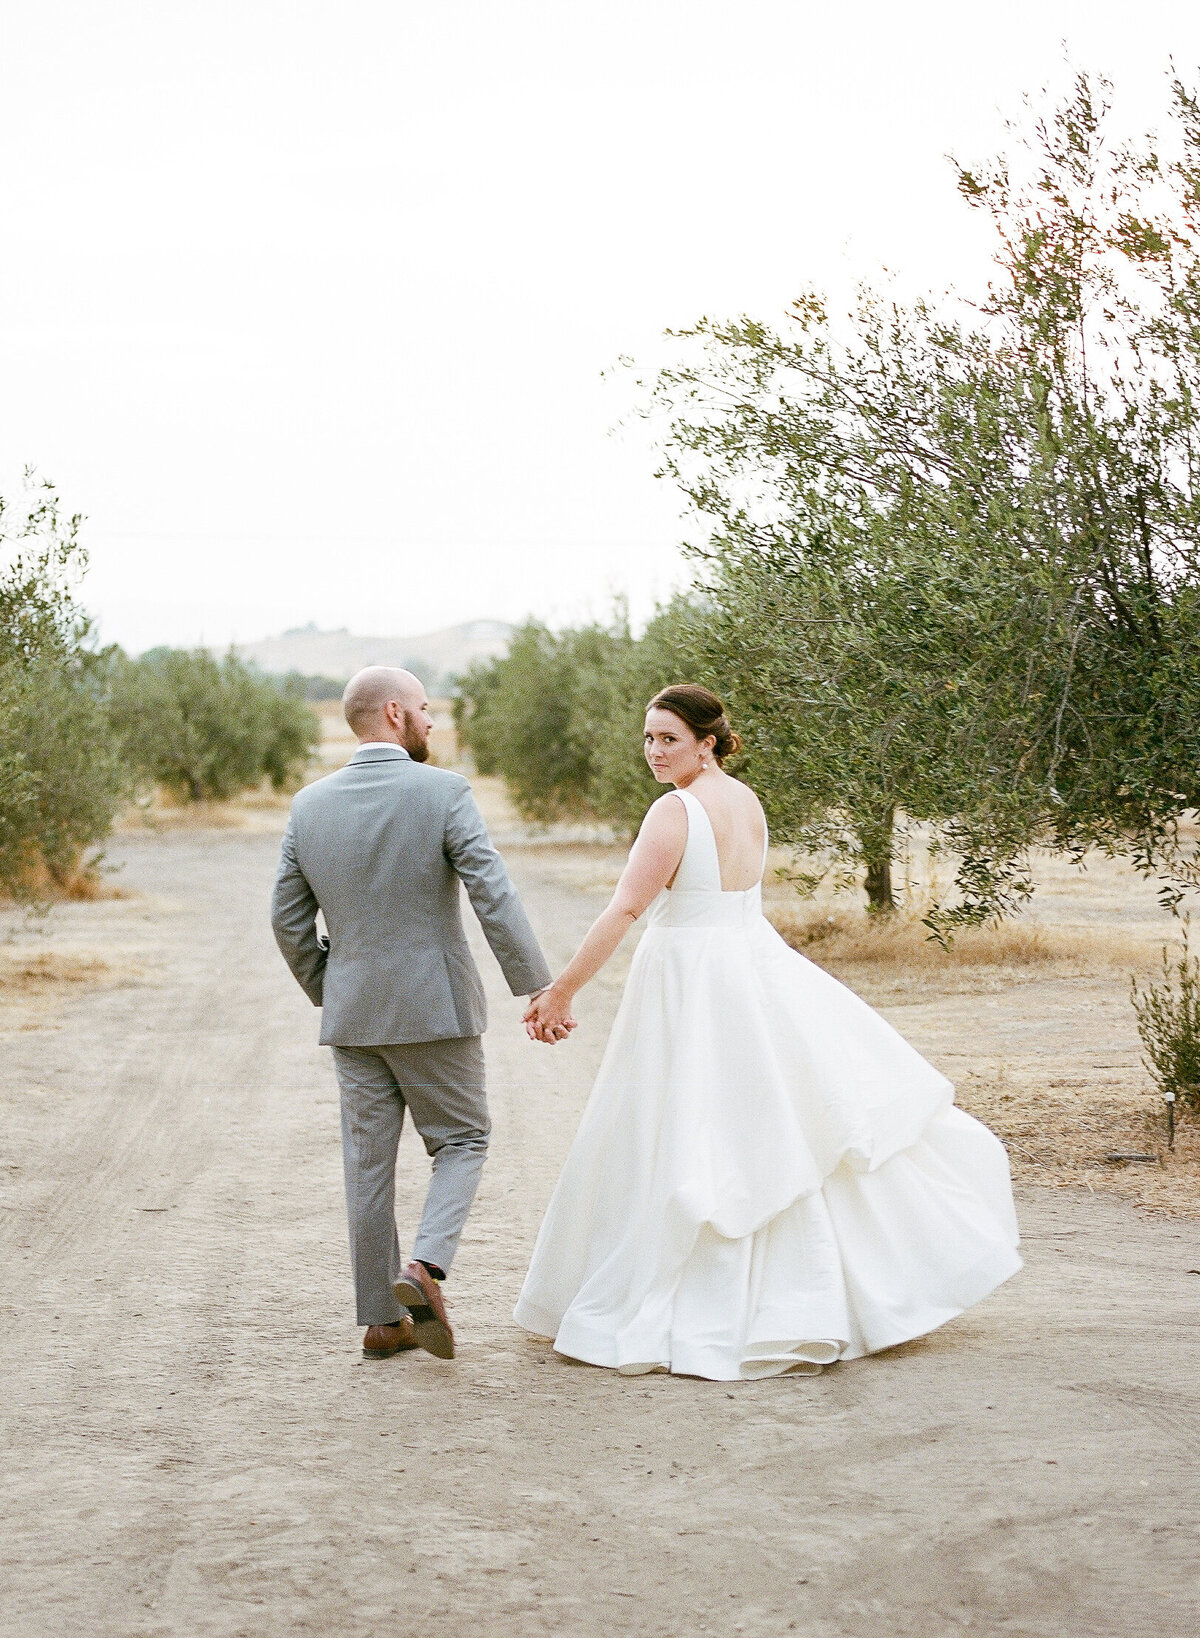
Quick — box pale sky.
[3,1,1199,652]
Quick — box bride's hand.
[524,985,578,1045]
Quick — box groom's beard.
[402,711,430,762]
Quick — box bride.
[516,683,1021,1380]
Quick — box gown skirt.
[514,789,1022,1380]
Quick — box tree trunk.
[861,809,896,914]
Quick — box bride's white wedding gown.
[514,787,1021,1380]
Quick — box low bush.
[0,476,127,898]
[1131,923,1200,1129]
[454,597,710,835]
[106,648,319,803]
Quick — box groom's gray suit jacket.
[271,744,551,1046]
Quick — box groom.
[271,666,556,1361]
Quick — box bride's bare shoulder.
[643,791,689,828]
[633,793,689,853]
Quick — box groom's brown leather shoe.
[362,1318,419,1359]
[394,1261,455,1359]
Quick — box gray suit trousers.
[331,1036,489,1326]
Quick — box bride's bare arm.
[525,796,688,1040]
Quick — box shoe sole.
[362,1345,415,1359]
[394,1275,455,1360]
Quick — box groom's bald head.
[342,666,432,760]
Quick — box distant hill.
[234,619,513,693]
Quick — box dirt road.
[2,826,1198,1636]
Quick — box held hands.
[524,984,578,1045]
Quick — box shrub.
[454,598,708,834]
[454,619,626,822]
[0,476,127,897]
[586,597,713,836]
[280,671,347,702]
[107,648,319,802]
[1130,923,1200,1133]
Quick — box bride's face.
[644,707,711,784]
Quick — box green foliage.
[0,474,127,896]
[452,660,499,777]
[281,671,348,702]
[1131,922,1200,1123]
[586,598,712,835]
[454,620,606,821]
[107,648,319,802]
[946,72,1200,896]
[635,70,1200,923]
[454,598,708,834]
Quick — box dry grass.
[0,950,115,992]
[956,1063,1200,1215]
[750,852,1200,1213]
[770,903,1158,981]
[762,899,1200,1214]
[115,784,293,834]
[0,946,143,1036]
[0,859,128,908]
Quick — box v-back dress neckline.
[671,786,766,895]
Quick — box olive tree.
[106,648,318,803]
[454,617,632,823]
[454,599,708,834]
[641,71,1200,924]
[0,474,126,896]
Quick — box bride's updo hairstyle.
[647,684,743,764]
